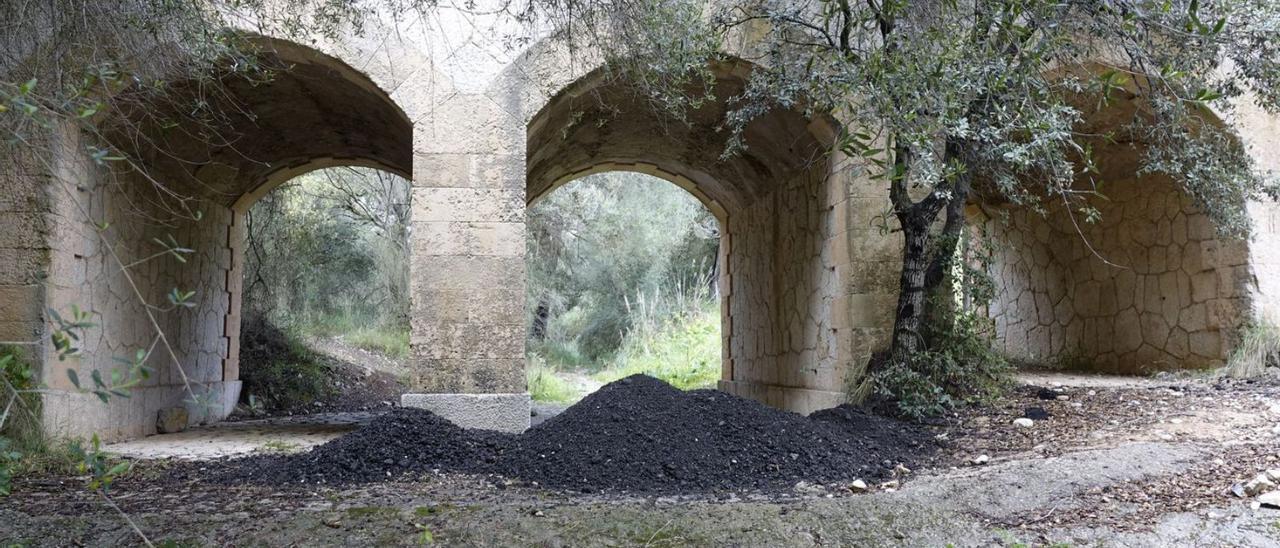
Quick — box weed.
[1220,319,1280,378]
[527,357,578,403]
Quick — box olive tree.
[537,0,1280,408]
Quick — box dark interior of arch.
[112,38,413,207]
[526,63,831,213]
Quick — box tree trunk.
[887,139,972,361]
[891,211,933,360]
[531,299,550,341]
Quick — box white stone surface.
[401,392,531,433]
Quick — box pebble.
[879,480,899,491]
[1244,475,1276,496]
[972,455,990,465]
[849,479,868,492]
[1055,395,1070,401]
[1013,418,1035,428]
[1087,390,1097,396]
[1260,491,1280,509]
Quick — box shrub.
[238,316,335,412]
[870,309,1012,420]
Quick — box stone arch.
[976,90,1252,373]
[516,58,857,414]
[37,35,415,440]
[205,37,415,403]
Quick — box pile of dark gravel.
[214,375,938,493]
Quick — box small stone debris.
[793,481,825,495]
[1013,418,1035,428]
[1036,387,1066,400]
[893,464,912,476]
[1232,482,1248,498]
[1269,404,1280,415]
[156,407,189,434]
[1055,395,1070,401]
[1243,475,1276,496]
[1024,407,1051,421]
[849,479,869,492]
[879,480,899,491]
[1259,491,1280,509]
[971,455,990,465]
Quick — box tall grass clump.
[595,286,721,391]
[1220,319,1280,378]
[527,356,578,403]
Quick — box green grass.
[1221,319,1280,378]
[593,302,720,391]
[527,357,578,403]
[345,326,410,359]
[289,312,410,359]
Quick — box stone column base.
[400,392,531,433]
[718,380,847,416]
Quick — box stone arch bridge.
[4,21,1280,441]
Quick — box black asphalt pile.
[214,375,938,493]
[215,408,508,485]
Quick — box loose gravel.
[213,375,938,494]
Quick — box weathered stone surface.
[400,392,531,433]
[12,18,1280,445]
[156,407,190,434]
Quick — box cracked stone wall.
[716,165,856,413]
[982,154,1249,372]
[21,126,238,441]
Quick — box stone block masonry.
[7,18,1279,441]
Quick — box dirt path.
[11,373,1280,546]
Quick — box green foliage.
[595,302,721,391]
[244,168,410,354]
[871,233,1012,419]
[71,434,131,493]
[527,172,719,365]
[238,317,335,412]
[66,349,153,405]
[526,357,578,403]
[292,312,410,359]
[871,308,1013,420]
[0,437,18,496]
[1,348,40,441]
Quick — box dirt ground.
[5,371,1280,547]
